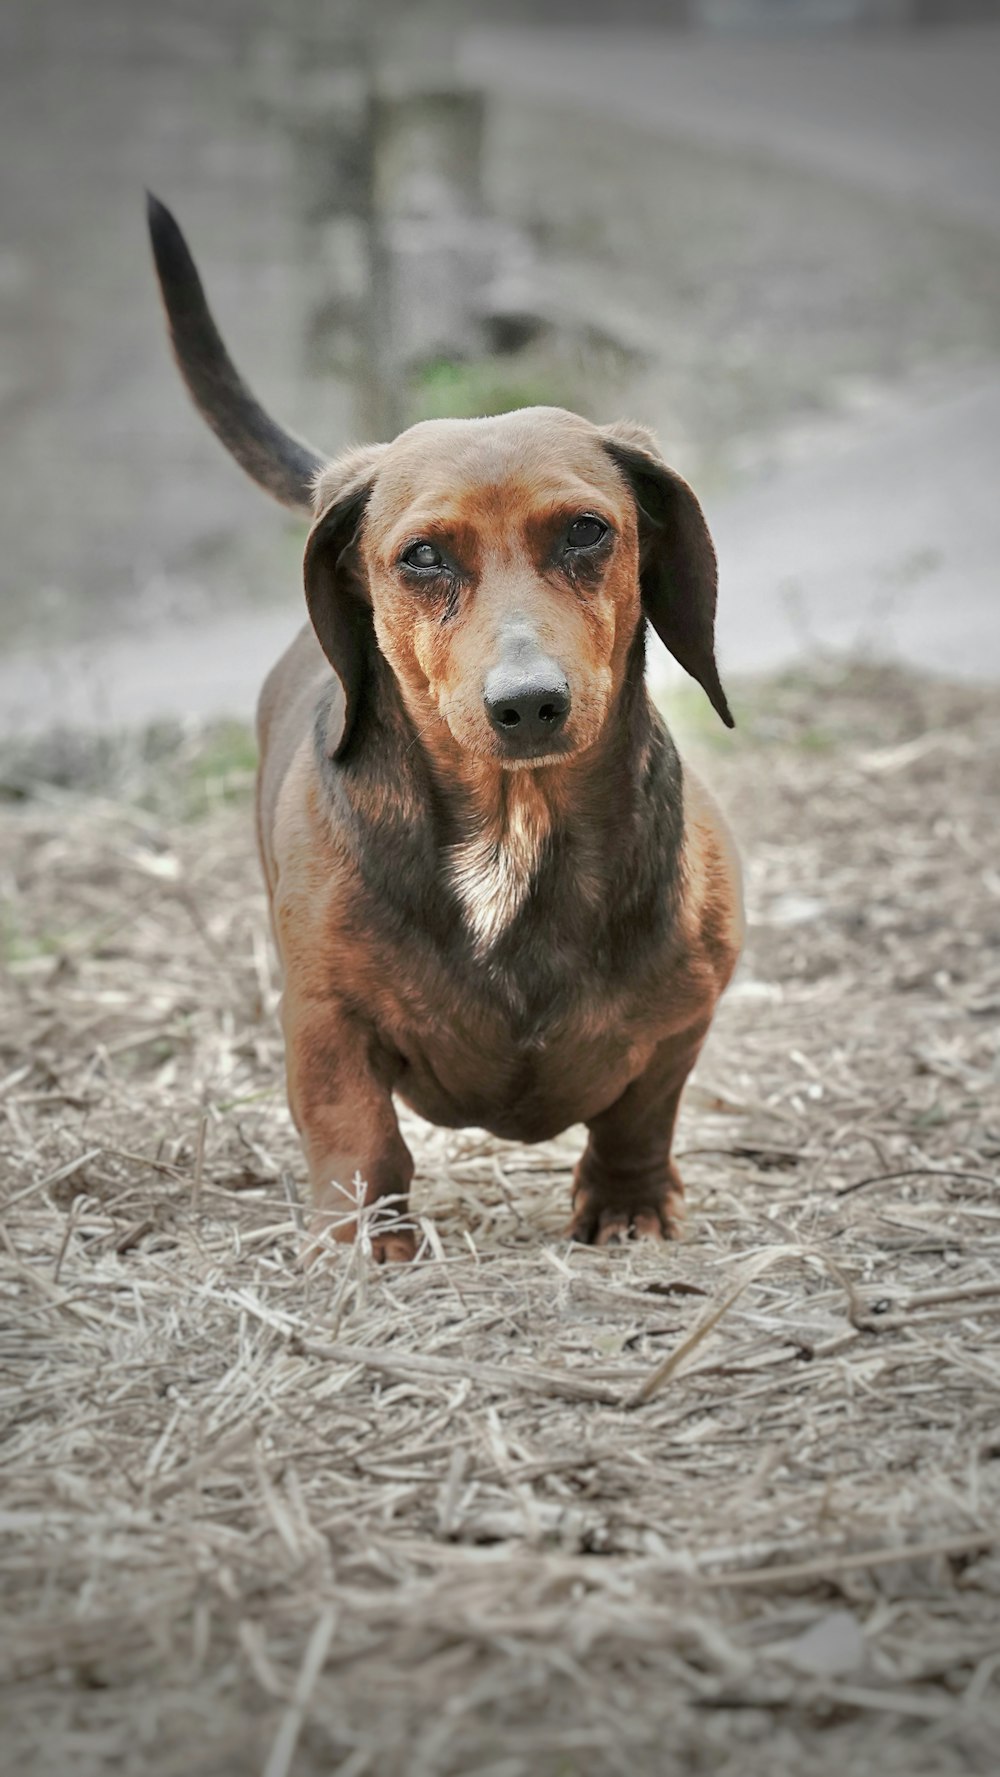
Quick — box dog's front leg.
[282,991,415,1263]
[568,1023,711,1246]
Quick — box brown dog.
[148,195,743,1262]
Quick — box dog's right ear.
[304,444,388,759]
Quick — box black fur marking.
[314,654,458,953]
[441,581,463,623]
[146,193,324,513]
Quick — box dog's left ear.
[304,444,389,759]
[602,422,734,728]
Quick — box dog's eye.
[401,541,444,572]
[566,515,608,550]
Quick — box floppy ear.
[303,444,388,759]
[602,422,733,729]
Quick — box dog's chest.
[346,777,673,1135]
[448,799,547,954]
[393,951,650,1139]
[445,776,607,962]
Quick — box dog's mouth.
[443,721,577,768]
[490,730,575,769]
[455,704,579,767]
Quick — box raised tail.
[146,193,326,514]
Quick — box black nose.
[483,660,571,748]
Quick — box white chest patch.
[449,802,547,953]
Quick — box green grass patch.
[176,721,258,821]
[0,912,79,967]
[0,720,258,825]
[408,354,581,424]
[656,669,842,756]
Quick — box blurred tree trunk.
[292,0,374,443]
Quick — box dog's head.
[305,407,732,764]
[144,202,729,763]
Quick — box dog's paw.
[368,1226,418,1265]
[566,1204,676,1246]
[300,1208,419,1269]
[566,1169,684,1246]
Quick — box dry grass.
[1,663,999,1777]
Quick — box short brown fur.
[258,413,743,1259]
[147,201,744,1262]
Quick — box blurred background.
[0,0,998,734]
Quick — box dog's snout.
[483,660,571,749]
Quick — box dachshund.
[147,194,744,1262]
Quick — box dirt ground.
[1,664,999,1776]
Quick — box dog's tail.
[146,193,325,514]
